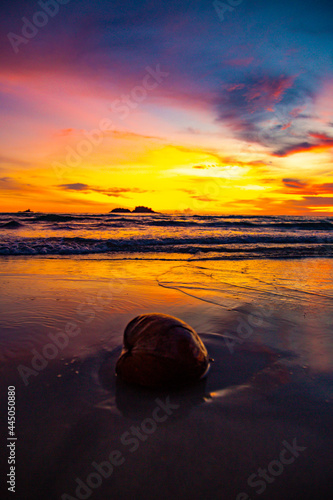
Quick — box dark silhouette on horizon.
[110,206,156,214]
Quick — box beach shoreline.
[0,255,332,499]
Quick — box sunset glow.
[1,0,333,214]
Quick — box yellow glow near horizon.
[2,138,333,214]
[1,76,333,215]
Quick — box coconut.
[115,313,210,388]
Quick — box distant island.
[110,208,131,213]
[110,206,156,214]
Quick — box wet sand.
[0,256,332,499]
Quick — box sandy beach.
[0,256,332,499]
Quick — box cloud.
[274,132,333,156]
[282,178,308,189]
[0,177,26,191]
[217,74,296,126]
[59,183,89,191]
[246,75,295,109]
[179,188,195,194]
[226,84,246,92]
[282,180,333,195]
[214,72,317,155]
[219,194,333,214]
[94,187,152,198]
[281,122,292,130]
[314,183,333,193]
[0,177,48,198]
[309,132,333,143]
[107,130,160,141]
[0,155,30,167]
[292,197,333,207]
[57,184,153,198]
[191,195,218,203]
[289,107,306,118]
[274,142,313,156]
[224,58,254,67]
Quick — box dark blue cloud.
[58,183,89,191]
[58,183,153,197]
[1,0,332,155]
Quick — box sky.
[0,0,333,214]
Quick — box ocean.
[1,213,333,259]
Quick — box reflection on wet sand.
[0,256,332,499]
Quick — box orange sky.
[1,69,332,214]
